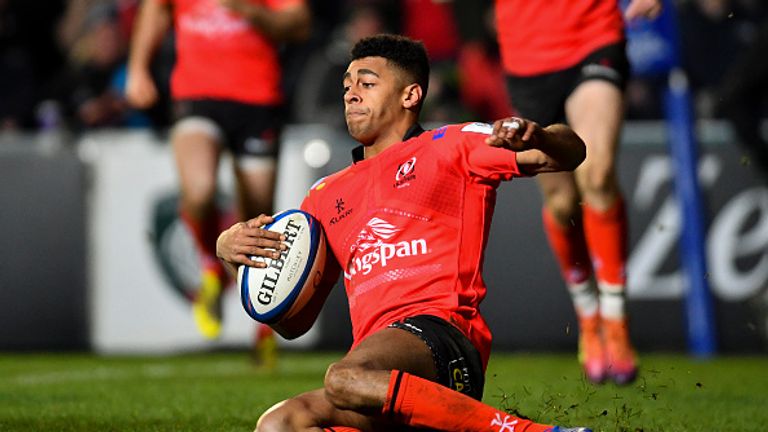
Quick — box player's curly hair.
[350,34,430,107]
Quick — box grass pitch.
[0,351,766,431]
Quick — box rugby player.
[217,34,589,431]
[126,0,310,352]
[495,0,661,384]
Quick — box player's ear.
[402,83,423,110]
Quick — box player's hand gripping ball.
[238,209,334,339]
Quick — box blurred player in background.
[125,0,311,361]
[218,34,590,432]
[494,0,661,384]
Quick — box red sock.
[541,207,592,284]
[382,370,553,432]
[583,198,627,285]
[180,208,222,273]
[256,323,274,341]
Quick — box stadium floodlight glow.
[303,139,331,168]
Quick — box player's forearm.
[536,123,587,172]
[238,4,312,42]
[128,0,171,73]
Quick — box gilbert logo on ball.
[238,209,327,325]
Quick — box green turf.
[0,351,765,431]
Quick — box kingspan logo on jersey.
[344,217,429,279]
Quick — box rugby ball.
[238,209,334,339]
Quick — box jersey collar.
[351,123,426,163]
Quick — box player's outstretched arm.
[218,0,311,42]
[216,214,287,278]
[125,0,171,109]
[486,117,586,175]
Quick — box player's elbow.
[565,139,587,171]
[549,136,586,172]
[542,124,586,172]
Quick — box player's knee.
[544,193,580,222]
[324,362,363,410]
[540,183,579,216]
[255,400,287,432]
[256,399,313,432]
[180,180,217,212]
[578,167,617,198]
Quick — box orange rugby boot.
[577,314,607,384]
[603,317,638,385]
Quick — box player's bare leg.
[233,156,279,367]
[256,327,435,431]
[172,118,225,339]
[257,327,588,432]
[565,80,623,212]
[233,156,277,221]
[566,79,637,384]
[537,169,606,383]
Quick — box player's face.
[343,56,408,145]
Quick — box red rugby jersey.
[301,123,526,368]
[494,0,625,76]
[160,0,303,104]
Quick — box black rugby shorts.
[505,42,630,126]
[389,315,485,401]
[173,99,282,158]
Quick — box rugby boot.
[577,314,607,384]
[192,261,223,339]
[603,317,638,385]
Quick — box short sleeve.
[300,194,316,219]
[299,176,325,220]
[455,123,524,181]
